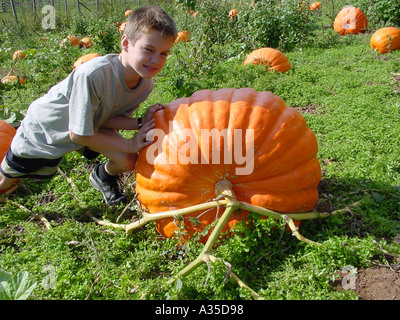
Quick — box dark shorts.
[0,149,63,179]
[0,147,99,179]
[79,147,100,160]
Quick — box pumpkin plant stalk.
[95,199,229,234]
[166,203,237,285]
[283,215,320,246]
[94,174,362,297]
[166,180,240,284]
[238,202,321,246]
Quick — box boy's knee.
[119,153,137,172]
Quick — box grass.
[1,0,400,301]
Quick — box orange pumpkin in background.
[12,50,26,60]
[333,6,368,35]
[1,75,25,85]
[0,120,16,162]
[135,88,321,241]
[370,27,400,54]
[309,2,321,10]
[175,30,190,43]
[80,37,93,48]
[118,21,127,33]
[229,9,238,20]
[60,35,80,47]
[244,47,291,73]
[73,53,101,69]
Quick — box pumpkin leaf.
[0,269,12,282]
[175,278,183,291]
[0,270,37,300]
[0,107,24,127]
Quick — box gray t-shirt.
[11,54,153,159]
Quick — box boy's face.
[121,29,174,80]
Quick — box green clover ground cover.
[1,0,400,300]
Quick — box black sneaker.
[89,164,127,206]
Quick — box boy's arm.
[101,103,164,131]
[100,115,141,130]
[69,119,156,154]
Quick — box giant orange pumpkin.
[135,88,321,240]
[244,48,291,73]
[370,27,400,54]
[333,6,367,35]
[0,120,16,162]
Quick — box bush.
[355,0,400,28]
[174,0,318,52]
[238,0,318,51]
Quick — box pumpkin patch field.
[1,0,400,302]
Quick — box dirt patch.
[356,266,400,300]
[294,104,324,115]
[334,265,400,300]
[392,72,400,94]
[318,177,400,299]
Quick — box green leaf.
[175,278,183,291]
[0,270,12,282]
[0,271,37,300]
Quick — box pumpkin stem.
[214,178,236,199]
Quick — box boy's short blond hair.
[124,5,178,43]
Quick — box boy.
[0,6,178,206]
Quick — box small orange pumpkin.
[135,88,320,241]
[80,37,93,48]
[12,50,26,60]
[0,120,16,162]
[118,21,127,33]
[1,75,25,85]
[333,6,368,35]
[370,27,400,54]
[229,9,238,20]
[73,53,101,69]
[309,2,321,10]
[244,47,291,73]
[60,35,80,47]
[175,30,190,43]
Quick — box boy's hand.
[143,103,165,123]
[129,119,156,153]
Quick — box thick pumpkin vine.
[96,88,359,298]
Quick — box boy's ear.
[121,34,129,50]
